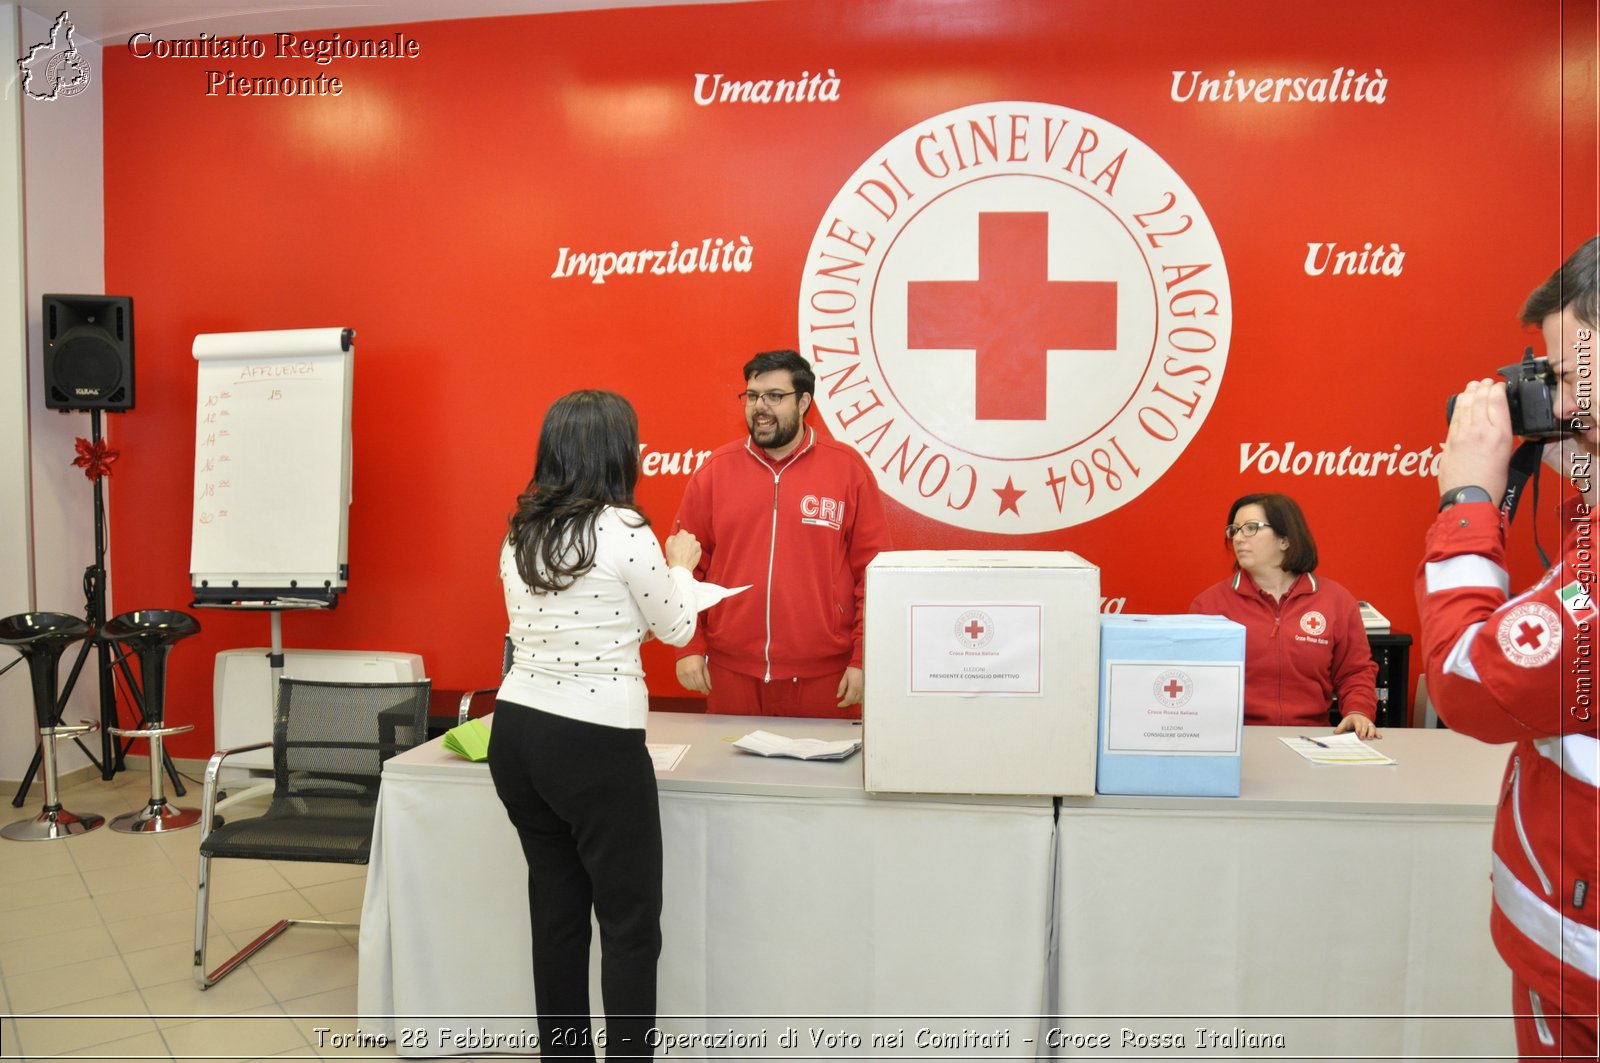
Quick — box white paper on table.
[647,743,689,772]
[732,730,861,761]
[1280,733,1396,766]
[694,582,749,612]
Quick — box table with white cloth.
[1054,725,1516,1058]
[359,712,1058,1058]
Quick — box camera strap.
[1501,438,1552,568]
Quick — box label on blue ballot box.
[1103,659,1242,754]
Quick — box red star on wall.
[993,476,1025,516]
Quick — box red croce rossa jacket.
[673,426,892,682]
[1190,568,1379,727]
[1417,497,1600,1016]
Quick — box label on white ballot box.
[907,603,1044,696]
[1103,659,1243,755]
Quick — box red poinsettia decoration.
[72,437,119,481]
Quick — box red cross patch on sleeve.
[1495,602,1562,668]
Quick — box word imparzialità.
[551,237,754,284]
[1171,66,1387,104]
[692,69,840,106]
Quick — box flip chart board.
[188,327,354,602]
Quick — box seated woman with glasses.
[1189,492,1381,738]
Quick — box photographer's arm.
[1437,379,1512,503]
[1415,379,1592,743]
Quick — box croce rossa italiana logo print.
[800,101,1231,533]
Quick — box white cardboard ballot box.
[1097,614,1245,797]
[863,550,1100,796]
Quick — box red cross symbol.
[1515,620,1547,651]
[1163,678,1185,700]
[906,212,1118,421]
[964,619,986,641]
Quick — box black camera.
[1446,347,1573,439]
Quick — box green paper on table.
[442,718,491,761]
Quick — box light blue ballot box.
[1097,615,1245,797]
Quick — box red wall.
[94,0,1596,756]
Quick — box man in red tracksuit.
[673,349,892,718]
[1418,237,1599,1059]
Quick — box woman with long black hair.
[488,389,702,1060]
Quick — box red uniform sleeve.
[1328,588,1379,722]
[672,467,714,661]
[1189,583,1223,616]
[1415,499,1594,744]
[845,459,893,670]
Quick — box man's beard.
[748,409,800,450]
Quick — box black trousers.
[487,701,662,1060]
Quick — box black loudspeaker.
[43,294,134,411]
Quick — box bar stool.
[0,612,103,841]
[103,609,202,834]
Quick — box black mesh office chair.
[454,634,512,726]
[192,677,430,988]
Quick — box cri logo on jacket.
[800,494,845,531]
[1300,611,1327,637]
[1497,602,1561,669]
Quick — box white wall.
[0,5,104,781]
[0,5,37,778]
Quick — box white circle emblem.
[1300,611,1327,637]
[954,609,995,649]
[799,101,1231,532]
[1497,603,1561,668]
[1153,669,1194,708]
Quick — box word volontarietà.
[1240,441,1444,478]
[127,30,421,97]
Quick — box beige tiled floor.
[0,763,410,1062]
